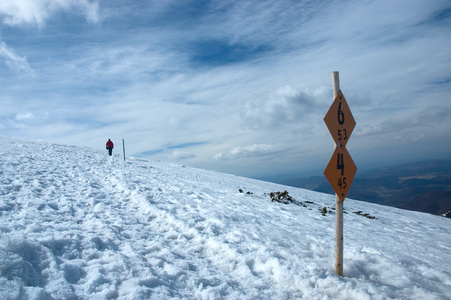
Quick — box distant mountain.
[399,191,451,214]
[267,160,451,216]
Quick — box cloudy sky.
[1,0,450,179]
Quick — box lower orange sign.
[323,145,357,201]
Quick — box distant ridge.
[399,191,451,215]
[264,160,451,217]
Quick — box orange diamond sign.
[324,90,356,147]
[324,140,357,201]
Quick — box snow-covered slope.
[0,137,450,300]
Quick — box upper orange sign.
[323,90,356,147]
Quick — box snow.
[0,136,450,300]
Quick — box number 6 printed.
[338,102,345,125]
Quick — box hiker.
[106,139,114,156]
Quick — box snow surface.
[0,136,450,300]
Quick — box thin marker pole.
[122,139,126,161]
[333,71,344,276]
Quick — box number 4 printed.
[337,152,344,176]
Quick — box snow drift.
[0,137,450,299]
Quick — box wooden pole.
[122,139,126,161]
[333,71,344,276]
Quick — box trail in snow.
[1,137,450,299]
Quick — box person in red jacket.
[106,139,114,156]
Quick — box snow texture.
[0,136,450,299]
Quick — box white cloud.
[241,85,330,129]
[15,112,34,120]
[6,111,50,132]
[0,0,99,27]
[168,149,196,160]
[0,0,49,27]
[8,120,27,129]
[83,0,99,23]
[214,144,287,160]
[0,42,34,75]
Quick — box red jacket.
[106,140,114,148]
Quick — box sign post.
[122,139,126,161]
[323,71,357,276]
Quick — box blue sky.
[1,0,450,178]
